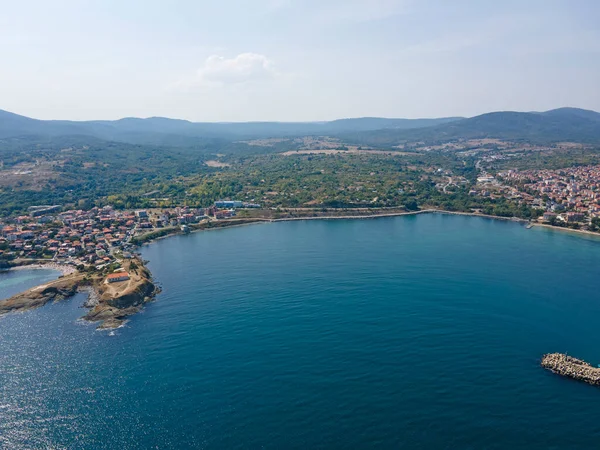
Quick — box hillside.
[0,109,461,145]
[1,107,598,150]
[342,108,600,146]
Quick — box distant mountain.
[2,107,598,148]
[0,109,462,146]
[0,109,84,137]
[539,107,600,122]
[322,117,462,132]
[342,108,600,146]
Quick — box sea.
[1,213,600,449]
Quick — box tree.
[405,200,419,211]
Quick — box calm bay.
[1,213,600,448]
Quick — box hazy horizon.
[1,0,599,122]
[2,105,598,124]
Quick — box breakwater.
[541,353,600,385]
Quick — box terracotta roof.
[107,272,129,280]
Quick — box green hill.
[0,109,461,145]
[342,108,600,146]
[2,107,599,148]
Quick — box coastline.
[0,256,157,330]
[140,209,531,246]
[2,208,598,328]
[271,209,529,223]
[135,218,271,245]
[269,209,600,240]
[0,270,85,318]
[7,262,78,276]
[531,222,600,239]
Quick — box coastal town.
[5,164,599,330]
[1,147,600,329]
[3,165,600,274]
[0,201,263,271]
[0,201,261,328]
[498,164,600,228]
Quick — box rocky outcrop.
[82,304,144,329]
[105,278,155,309]
[0,258,158,330]
[541,353,600,386]
[0,276,82,315]
[82,260,157,329]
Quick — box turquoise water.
[0,268,62,300]
[1,214,600,449]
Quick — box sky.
[0,0,599,122]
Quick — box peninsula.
[0,256,157,329]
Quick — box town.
[498,164,600,227]
[3,161,600,272]
[0,201,260,270]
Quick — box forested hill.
[342,108,600,146]
[0,109,460,145]
[2,107,599,148]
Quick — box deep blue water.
[1,214,600,449]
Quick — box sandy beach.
[10,262,77,276]
[531,222,600,239]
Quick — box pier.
[541,353,600,385]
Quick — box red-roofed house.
[106,272,130,283]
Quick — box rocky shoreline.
[541,353,600,386]
[83,261,158,329]
[0,276,81,315]
[0,257,157,329]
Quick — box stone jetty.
[541,353,600,386]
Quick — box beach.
[9,262,78,276]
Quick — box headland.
[0,256,157,329]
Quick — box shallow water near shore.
[1,214,600,448]
[0,268,62,300]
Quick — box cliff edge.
[83,258,158,329]
[0,257,157,329]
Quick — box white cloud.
[168,52,290,94]
[196,53,276,86]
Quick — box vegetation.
[0,131,544,219]
[0,136,217,215]
[0,109,462,145]
[177,153,538,218]
[130,227,177,245]
[487,147,600,172]
[340,108,600,147]
[4,108,597,221]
